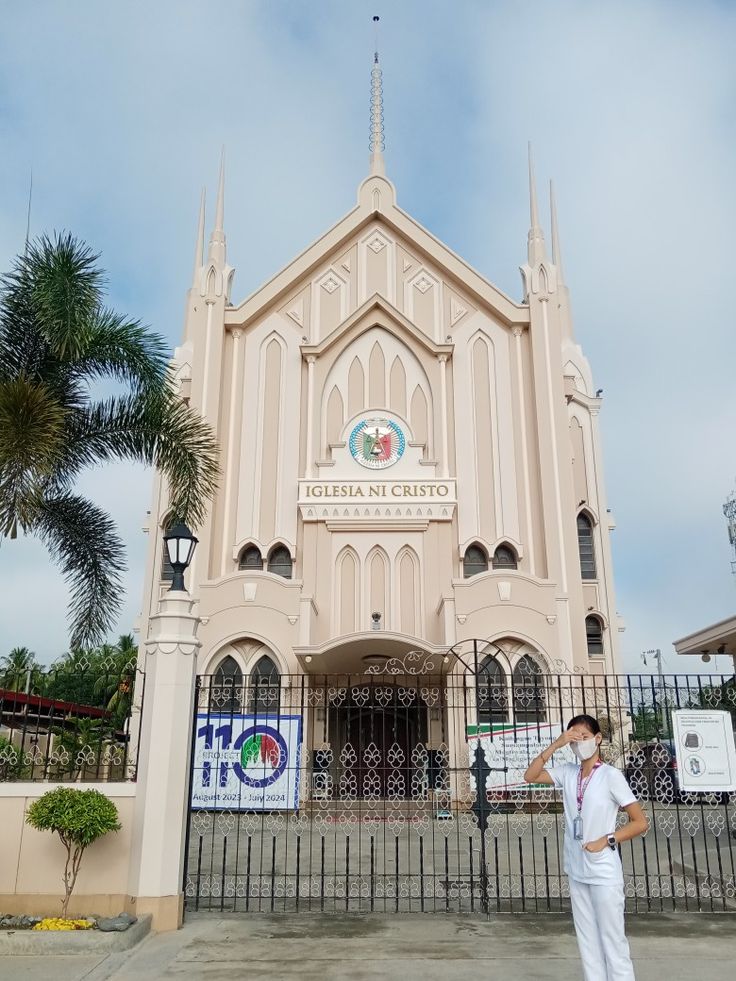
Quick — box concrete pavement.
[1,912,735,981]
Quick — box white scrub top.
[545,762,637,885]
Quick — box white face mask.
[571,736,599,761]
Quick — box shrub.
[25,787,121,917]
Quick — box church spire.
[192,187,205,286]
[550,180,565,285]
[527,142,547,265]
[369,16,385,176]
[208,148,226,266]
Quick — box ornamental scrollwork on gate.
[364,650,439,675]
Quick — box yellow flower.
[32,917,95,931]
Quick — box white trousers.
[569,878,635,981]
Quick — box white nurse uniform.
[546,761,638,981]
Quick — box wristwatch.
[606,834,617,850]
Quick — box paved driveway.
[3,912,736,981]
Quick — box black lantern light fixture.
[163,522,198,592]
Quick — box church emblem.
[349,418,405,469]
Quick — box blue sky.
[1,1,735,672]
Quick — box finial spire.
[208,148,226,265]
[214,147,225,235]
[527,142,546,265]
[192,187,205,285]
[369,16,385,176]
[550,180,565,285]
[24,169,33,257]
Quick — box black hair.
[566,714,601,735]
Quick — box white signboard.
[469,722,575,790]
[672,710,736,793]
[191,714,302,811]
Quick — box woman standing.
[524,714,648,981]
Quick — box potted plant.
[25,787,121,919]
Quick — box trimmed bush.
[26,787,121,917]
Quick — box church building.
[138,53,623,733]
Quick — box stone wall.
[0,782,136,917]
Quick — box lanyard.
[576,760,602,813]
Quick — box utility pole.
[642,648,667,736]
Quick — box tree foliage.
[631,702,672,741]
[0,234,219,646]
[0,646,43,692]
[25,787,120,916]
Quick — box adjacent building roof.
[673,614,736,661]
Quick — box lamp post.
[163,522,198,592]
[129,526,201,930]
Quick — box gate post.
[470,741,491,915]
[127,589,201,930]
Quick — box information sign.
[671,710,736,793]
[468,722,575,790]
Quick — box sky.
[0,0,734,673]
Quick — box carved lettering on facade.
[301,481,453,500]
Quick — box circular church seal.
[349,418,405,469]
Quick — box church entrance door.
[337,699,427,799]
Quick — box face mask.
[571,737,599,761]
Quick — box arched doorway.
[298,634,444,801]
[332,686,429,799]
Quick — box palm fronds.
[0,233,220,646]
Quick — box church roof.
[221,35,531,332]
[224,172,529,331]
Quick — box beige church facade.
[139,89,623,715]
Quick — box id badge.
[573,815,583,841]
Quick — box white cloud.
[0,1,734,673]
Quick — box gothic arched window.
[586,615,604,657]
[267,545,293,579]
[212,655,243,713]
[463,544,488,578]
[492,543,518,570]
[577,512,597,580]
[477,656,509,726]
[512,654,547,723]
[239,545,263,570]
[247,655,281,716]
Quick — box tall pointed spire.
[550,178,574,337]
[550,180,565,284]
[24,169,33,258]
[369,16,385,176]
[192,187,206,286]
[208,148,226,266]
[527,142,547,265]
[214,148,225,234]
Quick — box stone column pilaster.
[127,590,201,931]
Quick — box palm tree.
[92,633,139,724]
[0,646,42,692]
[0,234,219,647]
[51,716,107,781]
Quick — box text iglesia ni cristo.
[301,481,453,499]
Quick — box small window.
[477,656,509,725]
[161,522,175,582]
[248,655,281,715]
[512,654,547,723]
[212,655,243,713]
[492,544,518,570]
[463,544,488,578]
[239,546,263,570]
[586,615,604,657]
[268,545,292,578]
[577,512,597,580]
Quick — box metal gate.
[184,645,736,914]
